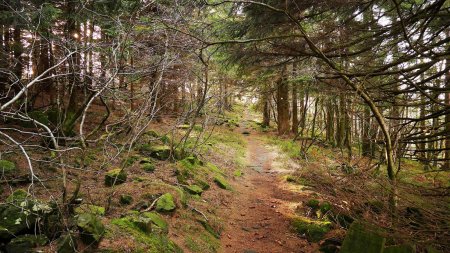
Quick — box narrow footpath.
[219,120,313,253]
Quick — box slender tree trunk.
[444,56,450,170]
[277,66,290,135]
[292,83,298,134]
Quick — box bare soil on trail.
[219,125,314,253]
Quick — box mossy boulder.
[142,163,156,173]
[340,222,386,253]
[4,234,48,253]
[0,190,37,241]
[155,193,176,212]
[74,204,105,216]
[291,217,332,242]
[214,176,231,190]
[104,168,127,186]
[185,185,203,195]
[139,145,171,160]
[384,244,416,253]
[6,189,29,202]
[76,213,105,244]
[195,180,210,190]
[0,160,16,175]
[120,195,133,205]
[141,212,169,233]
[111,215,182,252]
[57,233,77,253]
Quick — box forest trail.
[219,118,311,253]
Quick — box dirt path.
[219,122,311,253]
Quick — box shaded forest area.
[0,0,449,252]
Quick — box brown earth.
[219,125,315,253]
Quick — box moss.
[105,168,127,186]
[156,193,176,212]
[185,232,220,253]
[233,169,243,177]
[291,217,332,242]
[75,204,105,216]
[185,185,203,195]
[123,155,140,167]
[142,163,156,172]
[120,195,133,205]
[213,176,231,190]
[111,216,182,253]
[76,213,105,243]
[195,180,210,190]
[0,159,16,174]
[141,212,169,233]
[198,219,221,239]
[320,202,332,213]
[139,145,171,160]
[56,233,77,253]
[5,234,49,252]
[6,189,29,203]
[340,221,386,253]
[305,199,320,209]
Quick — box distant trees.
[209,0,450,174]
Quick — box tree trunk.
[276,67,290,135]
[291,83,298,134]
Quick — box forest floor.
[218,114,314,253]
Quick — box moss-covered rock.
[185,185,203,195]
[111,215,182,252]
[4,234,48,253]
[384,244,416,253]
[120,195,133,205]
[195,180,210,190]
[6,189,29,203]
[0,190,37,241]
[0,160,16,175]
[122,155,140,167]
[213,176,231,190]
[74,204,105,216]
[156,193,176,212]
[141,212,169,233]
[139,144,171,160]
[104,168,127,186]
[291,217,332,242]
[142,163,156,173]
[76,213,105,244]
[57,233,77,253]
[340,222,386,253]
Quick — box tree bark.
[276,66,290,135]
